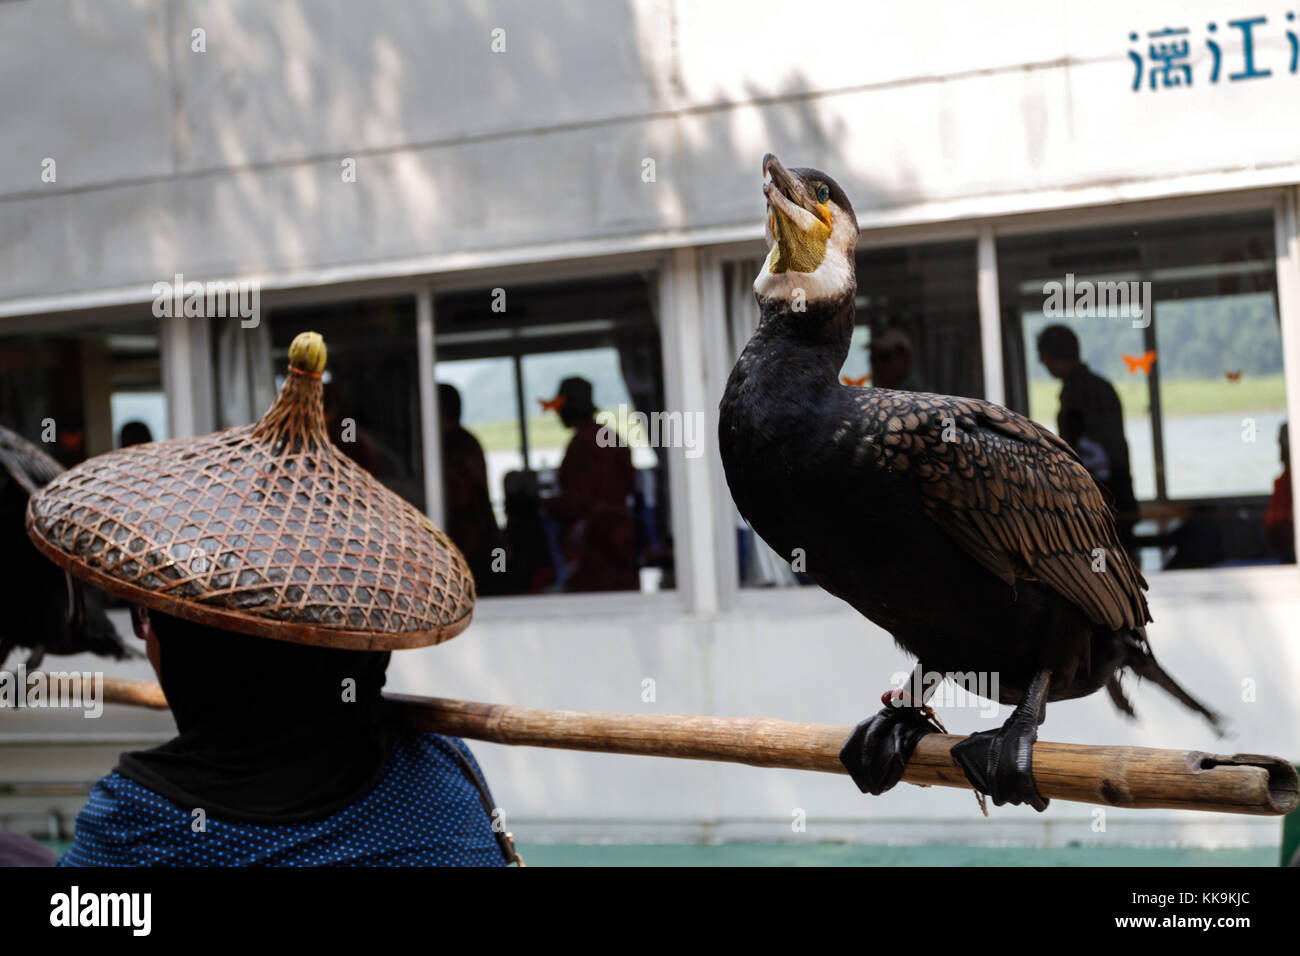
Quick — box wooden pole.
[100,677,1298,816]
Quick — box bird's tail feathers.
[1105,673,1138,722]
[64,571,86,632]
[1127,652,1227,737]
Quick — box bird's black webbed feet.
[950,697,1049,812]
[839,701,940,796]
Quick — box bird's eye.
[816,184,830,203]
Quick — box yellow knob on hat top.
[289,331,328,375]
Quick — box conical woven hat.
[26,332,475,650]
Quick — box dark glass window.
[212,300,427,511]
[434,273,673,596]
[848,241,983,398]
[0,319,166,465]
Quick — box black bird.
[718,155,1222,811]
[0,426,133,668]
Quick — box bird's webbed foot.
[839,693,943,796]
[950,669,1051,812]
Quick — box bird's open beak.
[762,154,831,274]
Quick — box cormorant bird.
[718,155,1223,811]
[0,426,132,668]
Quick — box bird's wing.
[859,390,1149,633]
[0,426,65,496]
[0,426,134,663]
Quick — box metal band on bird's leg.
[881,663,949,733]
[880,663,991,813]
[96,678,1300,817]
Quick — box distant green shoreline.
[1028,374,1286,422]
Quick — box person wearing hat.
[540,377,638,592]
[26,333,519,867]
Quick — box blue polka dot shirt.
[58,732,509,867]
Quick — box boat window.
[433,273,673,596]
[998,210,1293,570]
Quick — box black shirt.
[1058,363,1138,516]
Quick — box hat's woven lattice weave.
[27,371,474,650]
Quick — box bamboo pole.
[102,678,169,710]
[100,677,1298,816]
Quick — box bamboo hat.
[26,332,475,650]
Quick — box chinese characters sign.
[1129,13,1299,89]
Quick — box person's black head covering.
[1037,324,1080,361]
[556,377,596,420]
[117,420,153,448]
[439,383,463,424]
[116,611,393,822]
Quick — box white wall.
[6,0,1300,312]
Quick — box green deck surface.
[512,844,1276,867]
[33,837,1277,866]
